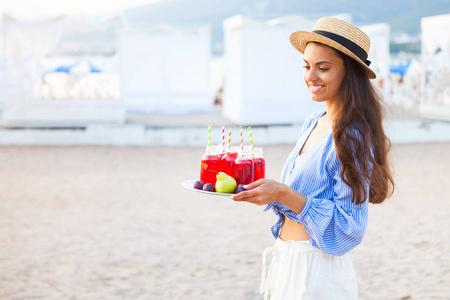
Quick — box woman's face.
[303,42,346,104]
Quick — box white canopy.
[420,13,450,121]
[361,23,391,102]
[1,14,125,127]
[119,16,212,114]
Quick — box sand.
[0,143,449,299]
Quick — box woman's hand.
[230,179,289,206]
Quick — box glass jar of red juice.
[221,146,238,177]
[252,147,266,181]
[234,148,254,185]
[200,145,221,185]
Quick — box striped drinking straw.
[222,125,225,148]
[207,125,211,154]
[239,126,243,151]
[249,126,254,157]
[228,128,231,150]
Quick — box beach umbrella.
[390,60,411,76]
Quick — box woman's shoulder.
[302,110,326,129]
[307,110,326,121]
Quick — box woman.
[231,17,394,299]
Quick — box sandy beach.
[0,142,449,299]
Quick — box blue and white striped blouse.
[265,110,370,256]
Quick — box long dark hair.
[333,49,395,204]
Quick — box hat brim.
[290,31,376,79]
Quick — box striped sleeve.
[285,150,369,256]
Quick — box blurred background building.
[0,0,449,129]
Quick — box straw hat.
[290,17,376,79]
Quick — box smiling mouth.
[309,85,324,93]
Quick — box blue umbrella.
[390,60,411,76]
[52,61,102,73]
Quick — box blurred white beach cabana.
[0,14,125,127]
[361,23,391,102]
[420,14,450,121]
[119,15,212,114]
[222,14,390,125]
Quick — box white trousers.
[260,238,358,300]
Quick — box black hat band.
[313,30,371,66]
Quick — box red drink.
[234,149,254,185]
[200,146,221,185]
[253,157,266,181]
[253,147,265,181]
[221,146,238,177]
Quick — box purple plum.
[234,184,246,194]
[203,183,216,192]
[193,180,205,190]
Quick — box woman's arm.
[231,176,369,256]
[231,179,307,213]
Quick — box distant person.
[231,17,395,299]
[214,87,223,105]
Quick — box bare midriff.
[279,217,310,241]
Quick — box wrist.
[279,186,307,214]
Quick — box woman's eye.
[319,68,329,71]
[303,66,310,70]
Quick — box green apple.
[210,171,237,193]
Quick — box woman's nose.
[304,68,318,82]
